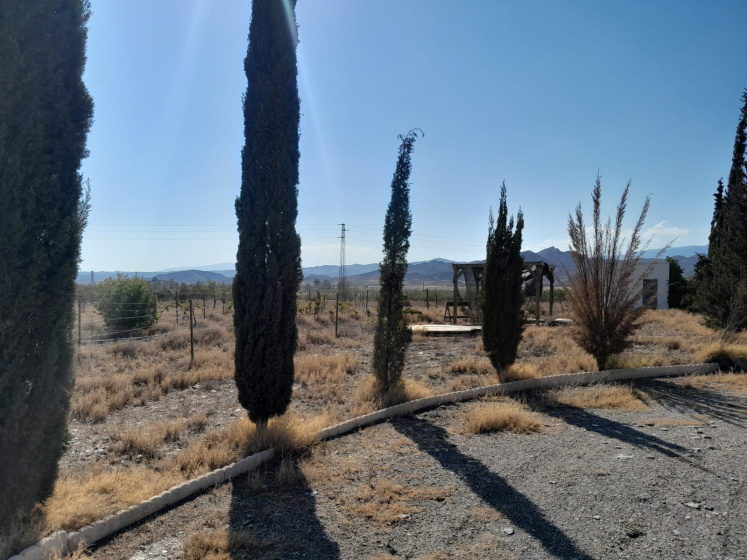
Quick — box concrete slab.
[410,324,482,335]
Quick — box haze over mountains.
[77,246,705,286]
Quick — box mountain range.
[77,246,706,286]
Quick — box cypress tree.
[696,90,747,329]
[0,1,93,530]
[481,182,525,378]
[233,0,301,426]
[373,131,420,391]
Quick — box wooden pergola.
[445,261,555,325]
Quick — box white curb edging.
[10,362,718,560]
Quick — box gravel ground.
[82,377,747,560]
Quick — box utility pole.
[338,223,347,296]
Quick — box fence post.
[335,292,339,338]
[202,293,206,319]
[426,288,429,310]
[175,291,179,327]
[78,300,82,346]
[366,290,369,311]
[189,298,195,367]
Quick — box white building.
[631,261,669,310]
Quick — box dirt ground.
[80,375,747,560]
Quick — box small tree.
[95,274,159,332]
[373,131,420,391]
[565,176,656,370]
[233,0,302,427]
[666,256,688,309]
[482,182,525,379]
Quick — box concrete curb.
[10,362,718,560]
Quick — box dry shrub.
[275,456,306,488]
[450,375,492,392]
[520,325,597,375]
[605,352,668,370]
[446,356,494,376]
[160,333,189,351]
[305,329,335,346]
[0,509,46,560]
[174,412,332,478]
[112,419,182,458]
[464,401,543,434]
[680,372,747,392]
[353,376,434,415]
[342,479,453,525]
[186,413,209,431]
[44,467,183,531]
[544,383,648,411]
[194,326,230,347]
[294,353,358,385]
[695,343,747,371]
[502,362,540,382]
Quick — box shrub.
[565,176,659,370]
[95,274,158,332]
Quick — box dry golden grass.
[450,374,493,392]
[519,326,597,375]
[294,353,358,385]
[695,343,747,368]
[353,376,434,415]
[45,466,183,531]
[446,356,495,376]
[341,479,453,525]
[182,529,274,560]
[543,383,648,411]
[111,419,183,459]
[680,372,747,393]
[502,362,541,382]
[464,401,543,434]
[0,510,46,560]
[468,506,504,521]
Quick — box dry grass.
[519,326,597,375]
[44,466,183,531]
[446,356,495,376]
[0,510,46,560]
[182,529,274,560]
[680,372,747,393]
[294,353,358,385]
[543,383,649,411]
[111,419,183,459]
[464,401,543,434]
[695,343,747,370]
[353,376,434,415]
[341,479,453,525]
[502,362,541,382]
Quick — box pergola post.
[452,265,459,325]
[534,265,542,326]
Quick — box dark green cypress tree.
[0,1,93,531]
[233,0,301,427]
[696,90,747,329]
[373,131,420,391]
[666,257,688,310]
[481,182,525,378]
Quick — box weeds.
[464,400,543,434]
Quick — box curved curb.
[11,362,718,559]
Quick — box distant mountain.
[150,270,232,284]
[76,245,705,285]
[641,245,707,259]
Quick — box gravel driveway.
[86,377,746,560]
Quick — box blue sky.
[80,0,747,271]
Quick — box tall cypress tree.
[0,1,93,530]
[373,131,420,391]
[234,0,301,426]
[696,90,747,329]
[481,182,525,378]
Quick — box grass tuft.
[353,376,434,414]
[543,383,648,411]
[464,401,543,434]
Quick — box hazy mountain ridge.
[77,246,706,285]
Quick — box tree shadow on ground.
[634,378,747,427]
[228,455,340,559]
[393,415,595,560]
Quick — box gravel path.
[85,377,746,560]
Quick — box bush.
[95,274,158,332]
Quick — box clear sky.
[80,0,747,271]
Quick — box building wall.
[632,261,669,310]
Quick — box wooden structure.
[446,261,555,326]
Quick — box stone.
[503,527,515,535]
